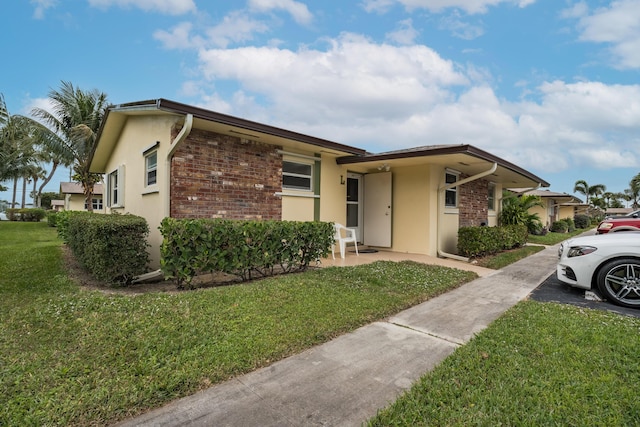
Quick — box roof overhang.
[90,99,366,173]
[337,144,549,188]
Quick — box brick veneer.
[458,175,491,227]
[170,128,283,220]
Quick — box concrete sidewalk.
[115,245,559,427]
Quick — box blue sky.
[3,0,640,205]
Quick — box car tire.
[596,258,640,308]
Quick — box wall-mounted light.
[340,175,346,185]
[377,163,391,172]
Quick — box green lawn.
[0,221,476,426]
[368,301,640,426]
[527,228,591,245]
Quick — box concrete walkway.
[115,244,559,427]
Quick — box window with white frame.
[488,183,496,211]
[84,197,103,210]
[445,171,459,207]
[282,160,313,191]
[145,151,157,187]
[107,166,124,207]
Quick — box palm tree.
[0,94,68,208]
[499,192,544,233]
[32,81,108,212]
[627,173,640,209]
[573,180,606,206]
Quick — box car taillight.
[598,222,614,231]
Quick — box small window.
[84,198,103,210]
[107,166,124,207]
[283,160,313,191]
[108,170,119,207]
[488,183,496,211]
[145,151,157,187]
[445,172,458,207]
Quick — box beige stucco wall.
[559,205,575,220]
[530,203,549,226]
[282,196,315,221]
[389,165,431,254]
[103,115,178,269]
[319,153,347,225]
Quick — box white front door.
[364,172,392,247]
[346,173,363,242]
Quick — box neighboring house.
[512,189,587,226]
[50,200,65,211]
[89,99,549,269]
[60,182,104,212]
[605,207,633,216]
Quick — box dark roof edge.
[337,144,550,187]
[102,99,366,156]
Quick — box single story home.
[511,189,588,226]
[50,200,65,211]
[60,182,104,212]
[89,99,549,269]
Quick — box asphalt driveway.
[530,273,640,318]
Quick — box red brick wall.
[458,175,490,227]
[170,128,283,219]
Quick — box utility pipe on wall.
[437,162,498,262]
[133,113,193,284]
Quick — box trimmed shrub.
[46,211,58,227]
[458,224,528,258]
[6,208,46,222]
[561,217,576,232]
[550,220,568,233]
[160,218,334,289]
[55,211,92,243]
[574,214,590,229]
[66,213,149,286]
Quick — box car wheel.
[596,258,640,308]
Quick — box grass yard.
[527,228,590,246]
[0,221,476,426]
[368,301,640,426]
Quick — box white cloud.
[205,10,270,48]
[385,19,419,45]
[87,0,196,15]
[570,0,640,69]
[361,0,397,14]
[372,0,536,14]
[197,33,468,128]
[438,11,484,39]
[31,0,57,19]
[154,22,205,49]
[247,0,313,25]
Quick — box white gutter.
[437,162,498,262]
[133,113,194,284]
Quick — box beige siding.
[103,115,177,269]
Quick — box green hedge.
[6,208,46,222]
[458,224,528,258]
[160,218,334,289]
[550,220,568,233]
[574,214,590,229]
[66,213,150,286]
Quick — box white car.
[557,232,640,308]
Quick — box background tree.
[0,93,70,208]
[32,81,108,212]
[39,192,63,210]
[573,180,606,206]
[627,173,640,209]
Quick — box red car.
[596,217,640,234]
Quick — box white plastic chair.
[332,223,359,259]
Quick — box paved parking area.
[529,273,640,319]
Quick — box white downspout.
[437,162,498,262]
[133,114,194,284]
